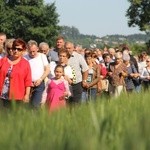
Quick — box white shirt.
[68,51,88,83]
[49,62,73,79]
[24,53,48,81]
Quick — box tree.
[126,0,150,33]
[126,0,150,49]
[0,0,60,46]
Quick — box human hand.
[23,94,30,103]
[33,79,42,87]
[82,81,88,88]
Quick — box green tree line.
[0,0,149,51]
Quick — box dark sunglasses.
[12,47,23,51]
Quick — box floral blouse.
[1,65,13,99]
[108,62,127,86]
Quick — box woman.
[82,52,100,102]
[0,39,32,107]
[107,52,127,97]
[5,38,15,57]
[123,54,139,93]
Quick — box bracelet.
[82,80,87,83]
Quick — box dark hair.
[121,46,129,52]
[54,64,64,72]
[12,38,26,50]
[103,53,110,59]
[84,51,92,59]
[91,51,98,58]
[58,48,71,58]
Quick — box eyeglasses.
[12,47,23,51]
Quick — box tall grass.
[0,91,150,150]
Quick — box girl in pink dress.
[42,65,71,111]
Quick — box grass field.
[0,91,150,150]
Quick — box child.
[42,65,71,111]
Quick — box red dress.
[46,80,66,111]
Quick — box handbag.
[98,79,109,91]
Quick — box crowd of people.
[0,32,150,111]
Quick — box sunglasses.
[12,47,23,51]
[146,60,150,62]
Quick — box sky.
[44,0,144,37]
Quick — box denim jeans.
[81,89,88,103]
[69,82,83,103]
[81,88,97,102]
[88,88,97,101]
[30,81,45,108]
[135,84,141,93]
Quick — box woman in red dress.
[0,39,32,107]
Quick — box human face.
[85,56,92,65]
[56,39,64,49]
[54,67,64,79]
[59,52,68,64]
[65,43,74,54]
[0,35,6,45]
[12,45,24,59]
[40,45,49,55]
[105,56,111,63]
[115,58,122,64]
[28,45,38,58]
[96,49,102,56]
[109,48,115,56]
[6,44,13,56]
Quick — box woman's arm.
[23,86,31,103]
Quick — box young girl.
[42,65,71,111]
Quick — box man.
[65,41,89,103]
[50,35,65,62]
[54,36,65,52]
[39,42,58,63]
[24,40,50,108]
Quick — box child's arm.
[64,79,71,97]
[41,79,51,104]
